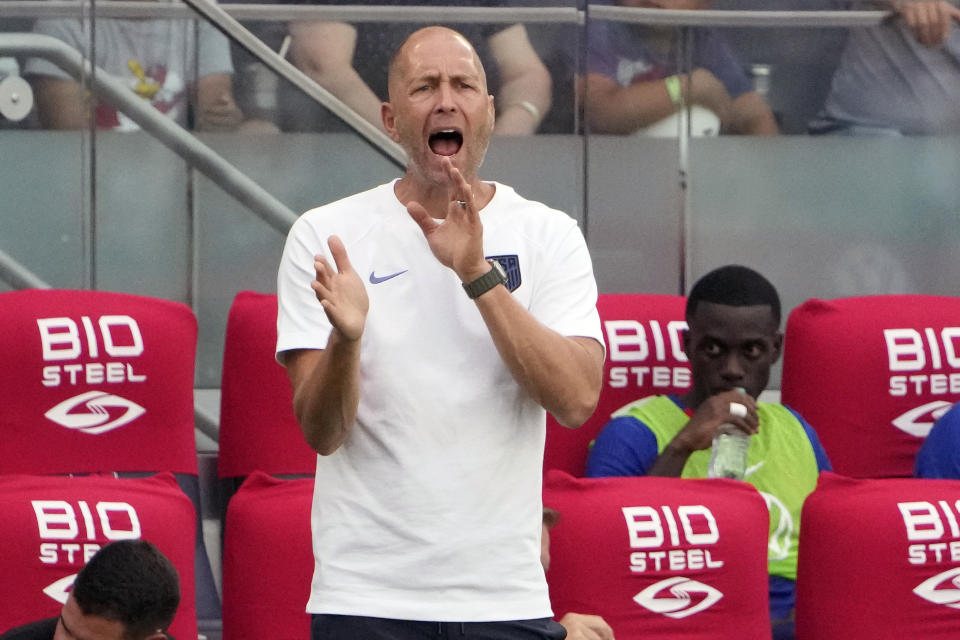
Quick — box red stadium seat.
[782,295,960,478]
[543,470,770,640]
[0,472,197,639]
[217,291,316,480]
[0,288,219,623]
[0,289,197,475]
[545,294,689,476]
[216,293,317,640]
[221,472,314,640]
[796,472,960,639]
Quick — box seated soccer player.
[585,265,831,638]
[1,540,180,640]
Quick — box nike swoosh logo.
[369,270,407,284]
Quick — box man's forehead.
[688,302,778,335]
[394,29,484,81]
[59,596,129,640]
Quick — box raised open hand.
[405,157,489,283]
[311,235,369,341]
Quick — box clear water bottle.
[707,394,751,480]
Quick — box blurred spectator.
[813,0,960,135]
[541,508,616,640]
[284,0,551,134]
[24,14,274,132]
[0,540,179,640]
[914,402,960,478]
[583,0,779,135]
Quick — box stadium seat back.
[545,294,689,476]
[0,288,221,622]
[796,472,960,639]
[782,295,960,477]
[217,291,316,479]
[0,288,198,475]
[0,472,198,639]
[543,470,770,640]
[221,471,314,640]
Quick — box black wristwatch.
[462,259,508,299]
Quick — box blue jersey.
[915,403,960,479]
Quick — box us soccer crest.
[488,255,521,292]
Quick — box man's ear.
[681,327,691,359]
[381,102,400,142]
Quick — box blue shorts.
[311,615,567,640]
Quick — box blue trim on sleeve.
[784,405,833,472]
[585,415,660,477]
[915,403,960,479]
[769,575,796,620]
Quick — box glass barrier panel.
[683,21,960,384]
[582,14,688,295]
[1,2,92,290]
[5,2,960,389]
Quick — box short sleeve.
[786,406,833,473]
[528,221,604,350]
[915,404,960,479]
[585,415,660,477]
[197,21,234,77]
[24,19,83,80]
[695,29,752,99]
[585,19,619,79]
[275,216,334,360]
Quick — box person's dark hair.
[686,265,781,326]
[542,506,561,530]
[72,540,180,639]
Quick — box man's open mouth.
[428,129,463,156]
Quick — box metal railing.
[0,2,894,181]
[0,2,891,26]
[0,34,298,234]
[0,247,49,289]
[184,0,407,165]
[0,2,582,23]
[588,5,887,27]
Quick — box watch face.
[490,259,507,281]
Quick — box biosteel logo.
[32,499,142,603]
[605,319,691,391]
[623,505,725,618]
[45,391,145,435]
[37,314,149,434]
[891,400,953,438]
[633,577,723,618]
[38,315,147,388]
[914,567,960,609]
[885,327,960,400]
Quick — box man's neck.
[394,173,495,219]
